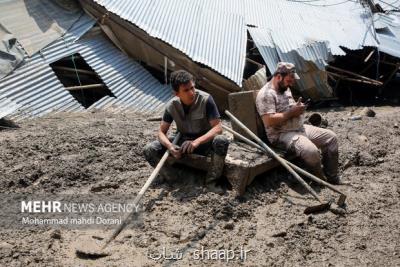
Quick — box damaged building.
[1,0,400,121]
[80,0,400,108]
[0,0,172,122]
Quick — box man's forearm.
[158,131,174,150]
[194,124,222,145]
[265,110,293,127]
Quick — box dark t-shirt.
[162,95,220,124]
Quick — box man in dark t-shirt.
[143,70,229,193]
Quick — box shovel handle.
[225,111,323,203]
[102,132,181,249]
[223,125,346,198]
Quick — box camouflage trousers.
[143,134,229,181]
[277,124,339,181]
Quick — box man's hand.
[180,140,200,154]
[168,145,182,159]
[289,97,305,118]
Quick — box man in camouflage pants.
[143,70,229,193]
[256,62,340,184]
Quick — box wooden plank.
[171,149,286,196]
[327,65,382,84]
[228,91,267,142]
[52,66,96,76]
[65,84,106,91]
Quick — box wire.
[71,55,82,86]
[377,0,400,11]
[71,54,86,107]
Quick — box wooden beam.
[52,66,96,76]
[327,65,382,83]
[345,53,399,67]
[65,84,106,91]
[360,61,375,75]
[383,63,400,87]
[327,72,383,86]
[246,58,264,68]
[364,50,375,62]
[341,77,382,86]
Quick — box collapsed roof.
[1,0,400,121]
[82,0,400,101]
[0,1,172,120]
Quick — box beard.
[277,81,288,94]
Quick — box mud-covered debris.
[349,115,362,121]
[90,181,119,192]
[357,135,368,142]
[362,107,376,117]
[223,221,235,230]
[0,242,13,250]
[0,109,399,266]
[49,229,61,240]
[271,231,287,238]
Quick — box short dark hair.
[170,70,194,92]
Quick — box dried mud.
[0,107,399,266]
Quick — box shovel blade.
[74,235,110,259]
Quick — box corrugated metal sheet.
[92,0,247,86]
[77,33,172,115]
[0,97,21,119]
[0,15,92,121]
[92,0,383,95]
[197,0,378,56]
[248,27,333,98]
[0,13,172,120]
[0,25,25,79]
[247,0,377,54]
[237,1,382,98]
[374,13,400,58]
[0,0,84,56]
[378,32,400,58]
[43,27,172,114]
[376,0,400,11]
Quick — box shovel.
[222,125,347,207]
[225,111,345,215]
[75,132,181,258]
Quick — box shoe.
[327,175,341,185]
[309,165,328,181]
[159,164,178,182]
[205,153,225,182]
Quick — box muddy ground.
[0,106,399,266]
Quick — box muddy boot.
[143,141,177,182]
[159,164,179,182]
[205,153,225,194]
[309,164,328,181]
[323,149,340,184]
